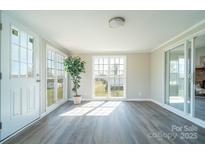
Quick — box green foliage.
[64,56,86,96]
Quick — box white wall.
[68,53,150,99]
[126,54,150,99]
[150,50,165,103]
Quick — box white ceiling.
[8,10,205,54]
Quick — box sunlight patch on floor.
[102,101,121,107]
[60,107,94,116]
[81,101,105,107]
[86,107,114,116]
[60,101,122,116]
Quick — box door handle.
[36,80,41,82]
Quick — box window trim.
[46,44,67,108]
[92,55,126,99]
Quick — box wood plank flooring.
[4,101,205,144]
[195,97,205,121]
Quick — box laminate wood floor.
[195,97,205,121]
[5,101,205,144]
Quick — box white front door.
[0,13,40,140]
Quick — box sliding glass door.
[193,35,205,121]
[93,56,126,98]
[165,33,205,122]
[165,44,185,111]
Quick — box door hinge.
[0,122,2,130]
[0,72,2,80]
[0,23,2,31]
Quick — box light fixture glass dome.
[109,17,125,28]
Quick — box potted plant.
[64,56,86,104]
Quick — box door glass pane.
[11,61,19,77]
[111,86,124,97]
[20,63,27,77]
[11,28,19,44]
[110,78,124,97]
[194,35,205,121]
[11,44,19,61]
[115,58,119,64]
[47,50,66,107]
[20,48,27,63]
[28,49,33,64]
[52,69,55,76]
[111,64,119,75]
[120,58,124,64]
[48,50,52,59]
[10,26,34,78]
[166,44,185,111]
[47,68,52,77]
[52,60,55,69]
[99,58,103,64]
[20,31,27,47]
[47,60,52,68]
[28,64,33,77]
[51,52,55,60]
[28,36,34,50]
[104,58,108,64]
[110,58,114,64]
[47,79,55,106]
[94,78,108,97]
[57,79,64,100]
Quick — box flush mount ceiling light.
[109,17,125,28]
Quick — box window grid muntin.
[93,56,125,98]
[47,48,66,106]
[47,50,65,78]
[10,26,34,78]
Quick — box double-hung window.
[93,56,126,98]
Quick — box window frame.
[10,25,35,79]
[92,55,126,99]
[46,45,67,108]
[165,43,186,112]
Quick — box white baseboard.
[125,98,151,101]
[68,98,151,102]
[150,99,205,129]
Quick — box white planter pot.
[73,96,82,105]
